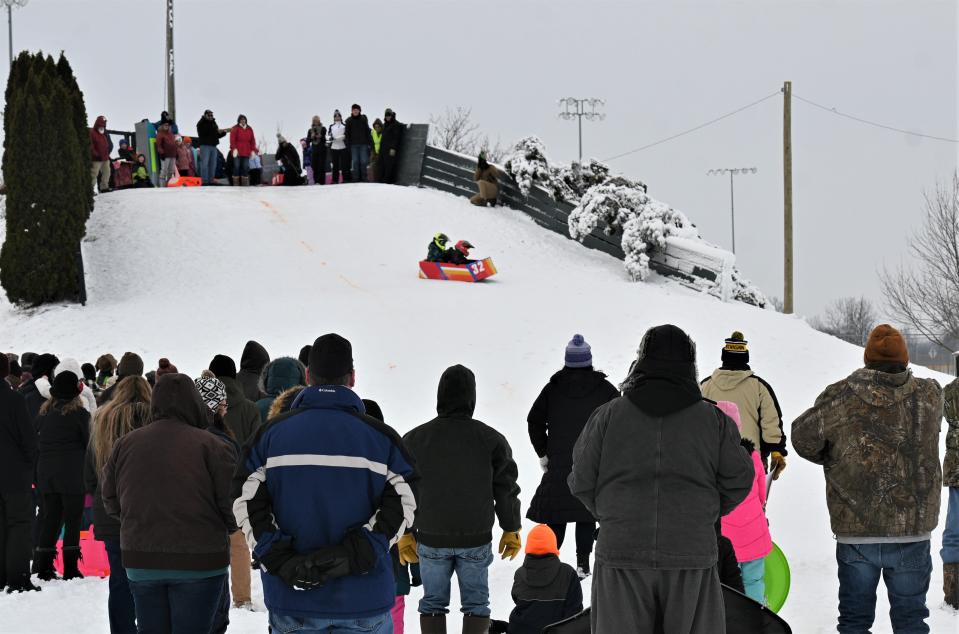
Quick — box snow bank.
[0,185,953,633]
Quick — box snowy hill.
[0,185,953,633]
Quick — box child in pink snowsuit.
[716,400,773,604]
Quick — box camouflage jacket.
[945,379,959,487]
[791,368,943,539]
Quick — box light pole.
[707,167,757,254]
[1,0,27,69]
[165,0,175,121]
[558,97,604,162]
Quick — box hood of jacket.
[150,374,208,428]
[436,364,476,418]
[847,367,916,407]
[259,357,307,397]
[709,368,754,390]
[93,116,106,130]
[240,340,270,373]
[516,554,562,588]
[549,367,610,399]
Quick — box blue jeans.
[128,574,226,634]
[351,145,370,182]
[269,611,392,633]
[417,543,493,617]
[739,558,766,604]
[104,540,137,634]
[836,541,931,634]
[199,145,218,184]
[942,487,959,564]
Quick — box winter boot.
[231,176,240,186]
[419,614,447,634]
[35,547,57,581]
[576,553,591,579]
[5,573,41,593]
[463,614,491,634]
[945,562,959,610]
[240,176,250,187]
[61,546,84,580]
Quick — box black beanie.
[81,363,97,383]
[362,399,384,422]
[33,353,60,380]
[308,334,353,381]
[209,354,237,379]
[720,331,750,369]
[51,371,81,400]
[298,345,312,367]
[635,324,698,381]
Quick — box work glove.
[231,149,238,158]
[498,531,522,561]
[398,533,419,565]
[389,149,396,156]
[539,456,549,473]
[770,452,787,480]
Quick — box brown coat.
[475,164,499,200]
[792,368,942,538]
[944,378,959,487]
[101,374,236,570]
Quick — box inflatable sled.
[542,584,792,633]
[418,257,497,282]
[53,527,110,578]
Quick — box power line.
[603,90,781,161]
[793,94,959,144]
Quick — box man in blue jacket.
[233,334,416,633]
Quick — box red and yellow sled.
[418,257,497,282]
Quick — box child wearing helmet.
[426,233,451,262]
[448,240,475,265]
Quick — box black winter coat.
[276,143,303,176]
[196,116,226,146]
[345,114,372,147]
[0,380,37,492]
[403,365,522,548]
[508,554,583,634]
[526,368,619,524]
[19,379,44,426]
[381,119,403,153]
[238,341,269,402]
[36,400,90,495]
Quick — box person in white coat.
[34,358,98,417]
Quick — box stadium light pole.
[2,0,28,69]
[165,0,176,121]
[558,98,605,162]
[707,167,758,254]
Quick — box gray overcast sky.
[13,0,957,317]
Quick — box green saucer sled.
[764,542,791,613]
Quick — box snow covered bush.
[503,136,557,197]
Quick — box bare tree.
[428,106,506,162]
[880,173,959,350]
[810,296,878,346]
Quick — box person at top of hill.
[233,334,415,634]
[306,115,327,186]
[447,240,475,265]
[229,114,258,186]
[196,109,228,185]
[526,334,620,579]
[90,115,112,194]
[400,364,522,634]
[155,120,178,187]
[715,400,772,604]
[943,378,959,609]
[379,108,404,185]
[117,138,135,163]
[701,331,788,477]
[471,152,499,207]
[328,110,349,184]
[792,324,943,634]
[132,154,153,188]
[426,233,451,263]
[569,324,753,633]
[370,118,383,183]
[174,135,196,177]
[153,111,179,135]
[275,135,305,186]
[345,104,372,183]
[238,341,269,402]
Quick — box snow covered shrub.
[503,136,555,197]
[556,159,620,201]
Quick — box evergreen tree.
[57,53,93,217]
[0,52,89,305]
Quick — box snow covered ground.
[0,184,955,633]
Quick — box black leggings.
[330,149,350,183]
[37,493,84,551]
[547,522,596,557]
[311,146,327,184]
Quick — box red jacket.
[90,116,109,161]
[229,125,257,157]
[156,129,177,160]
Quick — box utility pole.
[783,81,794,314]
[2,0,28,69]
[707,167,757,254]
[165,0,176,121]
[558,98,605,162]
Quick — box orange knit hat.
[864,324,909,367]
[525,524,559,556]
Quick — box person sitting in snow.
[448,240,475,265]
[426,233,451,262]
[132,154,153,188]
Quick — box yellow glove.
[498,531,522,561]
[398,533,419,565]
[770,452,787,480]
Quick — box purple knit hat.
[565,334,592,368]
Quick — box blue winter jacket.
[233,385,416,619]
